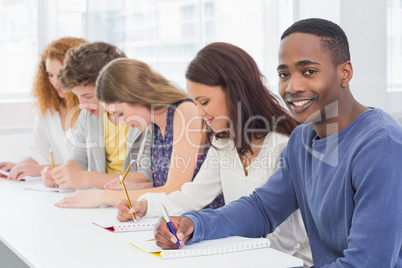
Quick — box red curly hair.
[32,37,88,125]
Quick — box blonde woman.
[0,37,87,180]
[55,58,224,209]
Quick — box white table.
[0,179,303,268]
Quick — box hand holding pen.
[119,174,137,222]
[154,204,195,249]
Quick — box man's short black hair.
[281,18,350,66]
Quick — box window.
[0,0,38,98]
[54,0,294,91]
[181,5,196,22]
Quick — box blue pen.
[159,203,181,248]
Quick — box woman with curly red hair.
[0,37,87,180]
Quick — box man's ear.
[340,61,353,88]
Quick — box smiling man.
[153,18,402,267]
[41,42,152,193]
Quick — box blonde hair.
[32,37,88,124]
[96,58,188,109]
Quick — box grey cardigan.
[69,110,152,181]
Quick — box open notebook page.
[23,182,87,193]
[0,170,41,181]
[130,236,270,259]
[93,217,159,232]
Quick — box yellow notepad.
[130,236,270,259]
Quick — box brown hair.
[58,42,126,90]
[96,58,188,109]
[32,37,88,121]
[186,42,299,156]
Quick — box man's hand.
[51,165,85,188]
[154,216,195,249]
[41,166,56,187]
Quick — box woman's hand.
[9,162,41,181]
[0,161,16,173]
[55,190,105,208]
[104,177,149,191]
[116,199,148,222]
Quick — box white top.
[139,132,310,258]
[0,179,303,268]
[25,110,75,165]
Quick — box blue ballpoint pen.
[159,203,181,248]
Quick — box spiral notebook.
[23,182,82,193]
[93,217,159,232]
[0,170,41,182]
[130,236,270,259]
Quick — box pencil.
[119,175,137,222]
[122,159,135,180]
[49,148,58,188]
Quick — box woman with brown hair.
[116,42,312,265]
[0,37,87,180]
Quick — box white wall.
[0,101,35,162]
[341,0,388,111]
[0,132,33,163]
[296,0,402,123]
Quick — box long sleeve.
[264,136,307,256]
[136,130,152,182]
[322,137,402,268]
[69,110,89,169]
[124,128,152,181]
[138,146,223,217]
[183,153,298,244]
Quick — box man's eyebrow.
[295,60,320,67]
[277,60,320,71]
[277,64,288,70]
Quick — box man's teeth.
[293,100,310,107]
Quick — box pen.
[119,175,137,222]
[122,159,135,180]
[159,203,181,248]
[49,148,58,188]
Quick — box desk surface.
[0,179,303,268]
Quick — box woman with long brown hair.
[117,42,312,264]
[0,37,87,180]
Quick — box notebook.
[23,183,80,193]
[93,217,159,232]
[21,176,42,182]
[130,236,270,259]
[0,169,9,177]
[0,170,41,182]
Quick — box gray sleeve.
[68,111,88,170]
[124,129,152,182]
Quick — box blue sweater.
[184,108,402,267]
